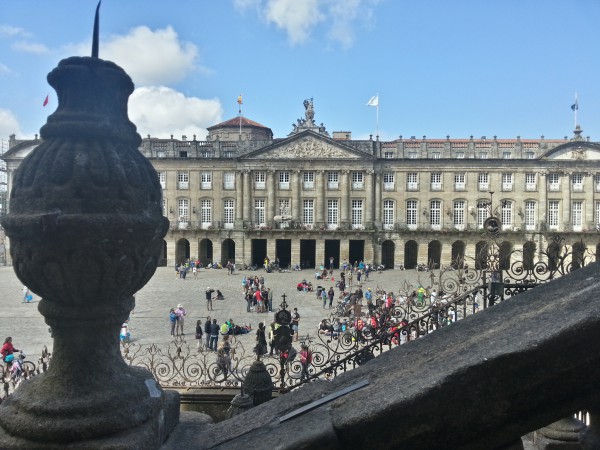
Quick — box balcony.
[223,182,235,190]
[430,182,442,191]
[525,183,536,191]
[200,182,212,190]
[160,181,166,189]
[572,184,583,192]
[254,182,266,190]
[501,183,513,192]
[279,182,290,190]
[352,182,364,190]
[327,181,339,190]
[454,182,465,191]
[407,182,418,191]
[383,182,395,191]
[177,181,189,190]
[478,183,489,191]
[303,181,314,190]
[549,183,560,192]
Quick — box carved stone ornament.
[262,137,360,160]
[571,148,586,160]
[0,55,174,447]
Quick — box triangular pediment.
[241,131,372,160]
[1,141,40,161]
[542,141,600,161]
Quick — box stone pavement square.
[0,266,424,362]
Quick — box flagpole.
[376,93,379,139]
[238,95,242,137]
[574,92,578,129]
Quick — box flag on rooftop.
[43,95,49,107]
[366,95,378,107]
[571,99,578,111]
[237,94,243,105]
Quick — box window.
[406,200,418,230]
[383,172,395,190]
[327,199,339,229]
[454,173,466,191]
[200,172,212,189]
[408,152,418,159]
[526,152,535,159]
[430,172,442,191]
[548,173,560,191]
[477,203,487,229]
[479,152,488,159]
[502,152,512,159]
[223,172,235,189]
[383,151,394,159]
[157,171,166,189]
[224,151,234,158]
[303,171,315,189]
[525,173,536,191]
[327,172,339,189]
[157,150,166,158]
[254,199,266,226]
[351,200,363,229]
[456,152,465,159]
[223,200,234,229]
[352,172,364,189]
[200,199,212,228]
[572,173,583,192]
[279,171,290,190]
[595,174,600,192]
[177,199,189,229]
[501,201,513,229]
[501,173,513,191]
[177,171,189,189]
[430,200,441,230]
[303,199,314,227]
[453,200,465,230]
[407,172,418,191]
[383,200,395,230]
[548,201,559,230]
[431,152,441,159]
[572,201,583,231]
[279,199,291,228]
[525,201,536,231]
[478,173,489,191]
[179,151,188,158]
[162,199,167,217]
[254,171,266,190]
[596,201,600,226]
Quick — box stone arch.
[199,238,213,266]
[475,241,488,270]
[381,240,395,269]
[451,240,465,268]
[175,238,190,264]
[499,241,513,271]
[523,241,536,271]
[428,240,442,269]
[221,238,236,265]
[404,240,418,268]
[158,239,167,267]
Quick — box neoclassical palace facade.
[4,100,600,269]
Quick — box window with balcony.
[502,152,512,159]
[526,152,535,159]
[430,200,441,230]
[406,200,418,230]
[572,201,583,232]
[477,203,487,229]
[453,200,465,230]
[548,173,560,191]
[254,171,266,189]
[223,172,235,190]
[478,173,489,191]
[383,172,395,191]
[383,200,395,230]
[223,199,234,229]
[303,199,314,228]
[548,201,559,230]
[501,201,513,229]
[303,171,315,189]
[525,173,536,191]
[501,173,513,191]
[408,152,418,159]
[456,152,465,159]
[201,199,212,228]
[177,198,189,229]
[327,171,339,189]
[430,172,442,191]
[157,171,166,189]
[351,172,364,190]
[177,171,189,190]
[327,199,339,229]
[279,171,290,190]
[525,201,536,231]
[454,173,466,191]
[572,173,583,192]
[200,172,212,189]
[431,152,441,159]
[407,172,418,191]
[383,151,394,159]
[351,199,363,229]
[279,199,291,228]
[254,199,266,226]
[479,152,488,159]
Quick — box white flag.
[366,95,379,107]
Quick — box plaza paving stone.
[0,265,429,363]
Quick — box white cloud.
[128,86,223,139]
[0,63,11,75]
[11,40,49,54]
[101,26,200,86]
[264,0,324,45]
[0,25,30,38]
[0,109,24,139]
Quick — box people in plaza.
[255,322,268,356]
[204,316,212,348]
[169,308,177,336]
[216,346,230,378]
[209,318,220,351]
[321,288,327,308]
[120,321,131,342]
[195,320,203,350]
[292,308,300,341]
[22,286,32,303]
[328,286,335,308]
[179,264,187,279]
[268,322,279,355]
[254,288,264,313]
[329,256,334,271]
[175,304,187,336]
[299,343,313,380]
[206,286,215,311]
[192,264,198,279]
[267,288,273,312]
[1,337,20,364]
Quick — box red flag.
[43,95,49,107]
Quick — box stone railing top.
[164,262,600,449]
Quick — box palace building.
[3,99,600,269]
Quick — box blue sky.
[1,0,599,143]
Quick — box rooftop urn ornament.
[0,3,175,447]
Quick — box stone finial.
[243,359,274,406]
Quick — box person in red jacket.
[299,343,313,380]
[1,337,20,363]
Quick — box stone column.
[0,56,178,447]
[316,170,325,226]
[235,170,243,227]
[374,171,382,229]
[244,170,252,224]
[539,172,547,230]
[189,238,199,261]
[418,239,429,265]
[293,170,301,225]
[291,239,301,267]
[365,170,374,226]
[340,170,350,226]
[268,170,276,227]
[340,239,350,264]
[562,172,571,230]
